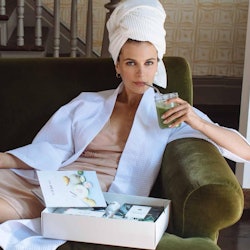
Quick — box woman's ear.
[115,63,120,74]
[115,64,122,78]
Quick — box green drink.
[155,92,179,129]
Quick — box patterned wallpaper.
[43,0,249,77]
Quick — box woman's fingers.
[161,98,199,127]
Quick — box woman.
[0,0,250,223]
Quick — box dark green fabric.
[59,233,220,250]
[160,138,244,241]
[159,56,193,105]
[157,233,220,250]
[0,58,119,150]
[0,56,192,151]
[0,57,243,250]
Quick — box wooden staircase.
[0,0,48,57]
[0,0,121,58]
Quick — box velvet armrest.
[159,138,244,241]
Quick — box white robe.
[8,83,250,196]
[1,83,250,250]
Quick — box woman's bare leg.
[0,198,20,223]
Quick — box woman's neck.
[117,90,143,108]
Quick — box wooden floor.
[218,209,250,250]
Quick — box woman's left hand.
[161,97,204,130]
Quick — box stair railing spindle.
[35,0,42,47]
[0,0,6,15]
[0,0,7,46]
[101,0,121,57]
[70,0,77,57]
[85,0,93,57]
[53,0,60,57]
[3,1,118,57]
[17,0,25,47]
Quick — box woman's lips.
[134,81,146,86]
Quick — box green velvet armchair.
[0,57,244,250]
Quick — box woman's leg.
[0,198,20,223]
[0,169,44,222]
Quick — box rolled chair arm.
[159,138,244,241]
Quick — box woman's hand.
[161,97,204,130]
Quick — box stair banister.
[2,1,122,57]
[54,0,93,58]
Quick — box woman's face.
[116,41,158,95]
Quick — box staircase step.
[0,15,8,21]
[0,26,49,52]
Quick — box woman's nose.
[136,65,144,75]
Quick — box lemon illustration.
[83,197,96,206]
[62,176,70,185]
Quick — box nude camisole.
[60,120,126,191]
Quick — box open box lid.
[36,170,107,208]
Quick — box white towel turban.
[106,0,167,88]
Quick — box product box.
[37,170,171,249]
[41,192,170,249]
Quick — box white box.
[41,192,171,250]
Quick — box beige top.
[60,120,126,191]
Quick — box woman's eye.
[145,61,153,66]
[126,61,135,66]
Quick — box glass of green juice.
[155,92,179,128]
